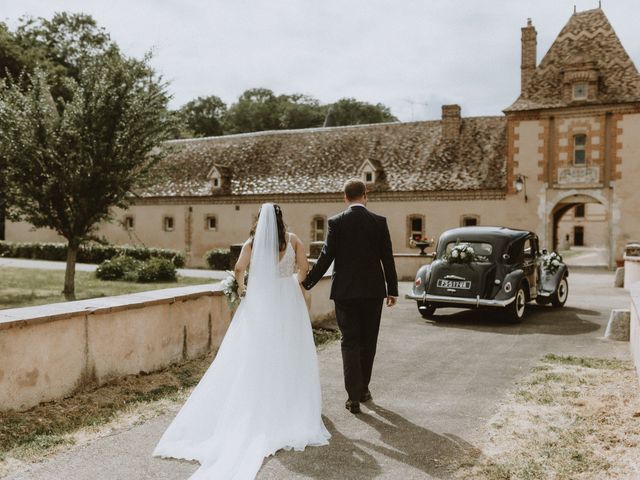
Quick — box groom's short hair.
[344,179,366,200]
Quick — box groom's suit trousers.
[334,298,384,402]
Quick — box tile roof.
[506,8,640,112]
[140,117,506,198]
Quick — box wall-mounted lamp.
[515,174,528,202]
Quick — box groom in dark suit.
[303,179,398,414]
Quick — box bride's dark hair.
[250,204,287,251]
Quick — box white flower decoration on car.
[460,252,466,259]
[451,250,459,258]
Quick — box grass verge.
[0,327,339,472]
[0,267,211,310]
[456,354,640,480]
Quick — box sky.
[2,0,640,122]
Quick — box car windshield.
[442,242,493,262]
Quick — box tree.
[13,12,115,101]
[0,14,118,243]
[0,52,171,299]
[223,88,282,134]
[0,22,32,79]
[279,94,325,130]
[178,95,227,137]
[328,98,397,126]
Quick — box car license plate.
[437,279,471,290]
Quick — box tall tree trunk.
[63,240,79,300]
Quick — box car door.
[523,235,538,298]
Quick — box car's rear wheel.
[418,301,436,318]
[505,283,527,322]
[551,276,569,308]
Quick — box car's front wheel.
[417,301,436,319]
[551,276,569,308]
[505,283,527,322]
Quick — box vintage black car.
[405,226,569,322]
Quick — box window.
[163,216,174,231]
[365,171,373,183]
[206,215,217,231]
[444,242,493,262]
[572,83,588,100]
[407,215,424,244]
[461,215,479,227]
[523,238,535,260]
[212,177,220,188]
[573,134,587,165]
[124,216,134,230]
[312,216,326,242]
[575,204,585,218]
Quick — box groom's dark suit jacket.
[303,205,398,299]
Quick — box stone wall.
[630,282,640,385]
[0,276,334,412]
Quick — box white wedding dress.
[153,203,330,480]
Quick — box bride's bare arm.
[292,234,309,283]
[234,239,252,295]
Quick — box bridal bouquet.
[445,242,476,265]
[221,271,244,309]
[542,251,563,274]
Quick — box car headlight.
[503,281,512,293]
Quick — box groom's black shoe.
[360,390,372,403]
[345,399,361,414]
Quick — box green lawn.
[0,267,214,310]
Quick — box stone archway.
[547,190,610,267]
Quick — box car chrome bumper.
[405,292,516,308]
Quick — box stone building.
[6,7,640,268]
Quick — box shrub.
[95,256,142,281]
[204,248,231,270]
[136,257,177,283]
[0,241,185,267]
[95,256,177,283]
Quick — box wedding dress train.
[153,204,330,479]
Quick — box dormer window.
[358,159,382,185]
[207,164,229,192]
[573,83,588,100]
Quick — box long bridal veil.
[153,203,330,480]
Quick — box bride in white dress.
[153,203,331,479]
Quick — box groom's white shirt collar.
[349,203,366,208]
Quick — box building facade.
[6,8,640,268]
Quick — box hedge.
[0,241,186,268]
[204,248,231,270]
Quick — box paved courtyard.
[4,270,631,480]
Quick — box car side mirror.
[502,253,510,261]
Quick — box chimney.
[521,18,537,94]
[441,104,461,141]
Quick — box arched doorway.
[548,192,610,267]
